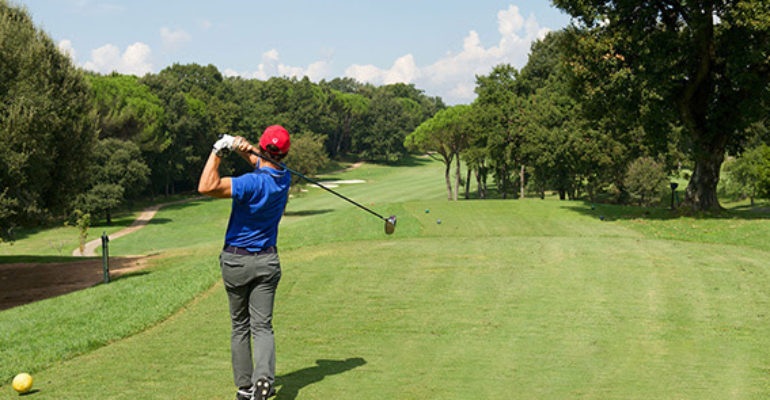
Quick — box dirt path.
[0,197,202,311]
[0,256,152,311]
[72,197,202,257]
[337,161,364,173]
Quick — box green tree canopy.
[405,105,472,200]
[474,64,529,199]
[73,138,150,224]
[553,0,770,210]
[88,73,167,150]
[0,0,97,239]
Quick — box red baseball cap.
[259,125,291,155]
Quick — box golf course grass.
[2,156,770,399]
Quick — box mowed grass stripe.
[276,237,770,399]
[12,234,770,399]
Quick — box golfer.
[198,125,291,400]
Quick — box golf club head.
[385,215,397,235]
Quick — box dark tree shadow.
[0,255,96,265]
[275,357,366,400]
[564,199,770,221]
[109,270,151,282]
[384,154,433,168]
[130,217,172,228]
[283,209,334,217]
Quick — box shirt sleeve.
[231,174,262,203]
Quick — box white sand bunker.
[309,179,366,188]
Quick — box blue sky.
[19,1,572,104]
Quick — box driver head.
[385,215,396,235]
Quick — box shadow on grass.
[564,199,770,221]
[127,217,173,229]
[157,196,216,212]
[110,270,151,282]
[275,357,366,400]
[384,154,433,168]
[283,209,334,217]
[0,255,98,265]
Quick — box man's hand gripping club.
[212,134,236,156]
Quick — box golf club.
[222,135,396,234]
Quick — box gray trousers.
[219,250,282,388]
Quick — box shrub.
[624,157,669,206]
[722,145,770,205]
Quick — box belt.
[222,245,276,256]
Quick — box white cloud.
[345,4,550,104]
[57,39,76,61]
[83,42,152,76]
[226,49,332,82]
[303,60,332,81]
[160,27,191,50]
[225,5,551,104]
[199,19,212,30]
[346,54,421,86]
[344,64,382,84]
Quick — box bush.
[285,131,329,185]
[721,145,770,205]
[624,157,669,206]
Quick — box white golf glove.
[212,134,236,156]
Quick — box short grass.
[0,212,141,259]
[0,246,221,384]
[2,156,770,399]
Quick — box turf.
[2,156,770,399]
[0,211,141,258]
[0,246,221,385]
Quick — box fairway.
[2,158,770,399]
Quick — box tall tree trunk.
[519,164,525,199]
[444,156,454,201]
[106,209,112,225]
[454,153,460,201]
[500,165,507,200]
[684,144,725,211]
[475,168,484,199]
[678,8,725,211]
[465,166,471,199]
[482,168,488,199]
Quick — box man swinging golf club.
[198,125,291,400]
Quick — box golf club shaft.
[247,149,388,222]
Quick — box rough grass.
[0,246,221,384]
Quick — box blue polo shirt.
[224,165,291,252]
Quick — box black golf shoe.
[235,386,253,400]
[254,378,273,400]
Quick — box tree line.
[407,0,770,210]
[3,0,770,242]
[0,0,443,239]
